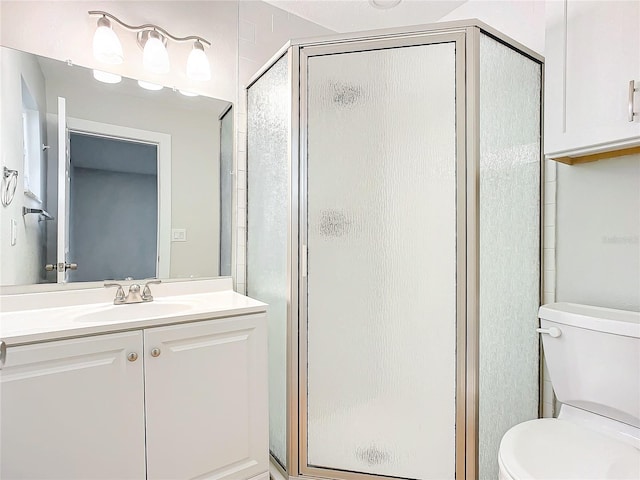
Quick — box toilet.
[498,302,640,480]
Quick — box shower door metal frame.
[297,30,469,480]
[246,19,545,480]
[245,44,301,476]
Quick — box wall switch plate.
[172,228,187,242]
[10,219,17,246]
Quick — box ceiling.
[262,0,468,33]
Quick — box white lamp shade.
[93,25,123,64]
[138,80,163,91]
[92,70,122,84]
[186,45,211,81]
[143,35,170,74]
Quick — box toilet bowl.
[498,303,640,480]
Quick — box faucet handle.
[104,282,125,304]
[142,279,162,301]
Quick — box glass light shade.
[143,34,170,74]
[92,24,123,64]
[186,44,211,81]
[138,80,163,91]
[178,90,198,97]
[92,70,122,84]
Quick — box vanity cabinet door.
[0,331,146,479]
[143,314,268,480]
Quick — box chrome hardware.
[105,281,160,305]
[0,341,6,368]
[45,262,77,272]
[127,352,139,362]
[150,348,161,358]
[125,284,144,304]
[629,80,639,122]
[23,207,54,221]
[301,245,308,278]
[2,167,18,207]
[104,282,126,304]
[142,279,162,301]
[536,326,562,338]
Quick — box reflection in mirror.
[0,46,233,287]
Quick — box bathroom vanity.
[0,278,268,480]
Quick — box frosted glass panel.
[246,54,289,468]
[306,43,457,479]
[219,106,232,277]
[478,34,541,480]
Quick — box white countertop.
[0,279,267,346]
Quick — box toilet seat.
[498,418,640,480]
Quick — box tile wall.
[233,2,333,294]
[542,158,557,418]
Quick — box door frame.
[65,117,172,279]
[297,30,468,480]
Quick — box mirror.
[0,45,233,287]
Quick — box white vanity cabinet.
[0,331,146,479]
[544,0,640,158]
[144,315,268,480]
[0,313,268,480]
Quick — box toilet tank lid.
[539,303,640,338]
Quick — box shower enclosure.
[247,20,543,480]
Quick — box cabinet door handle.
[150,348,161,358]
[629,80,639,122]
[127,352,139,362]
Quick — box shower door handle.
[301,245,308,278]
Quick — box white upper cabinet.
[544,0,640,158]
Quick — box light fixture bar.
[88,10,211,47]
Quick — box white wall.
[0,48,48,285]
[0,1,238,102]
[556,153,640,311]
[438,0,546,55]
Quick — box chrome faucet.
[105,279,162,305]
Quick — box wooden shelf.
[550,145,640,166]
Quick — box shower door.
[300,33,466,480]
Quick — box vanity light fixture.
[92,70,122,84]
[138,80,164,91]
[186,41,211,81]
[141,30,170,74]
[89,11,212,81]
[92,16,123,64]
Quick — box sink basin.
[73,301,195,323]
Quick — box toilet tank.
[539,303,640,428]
